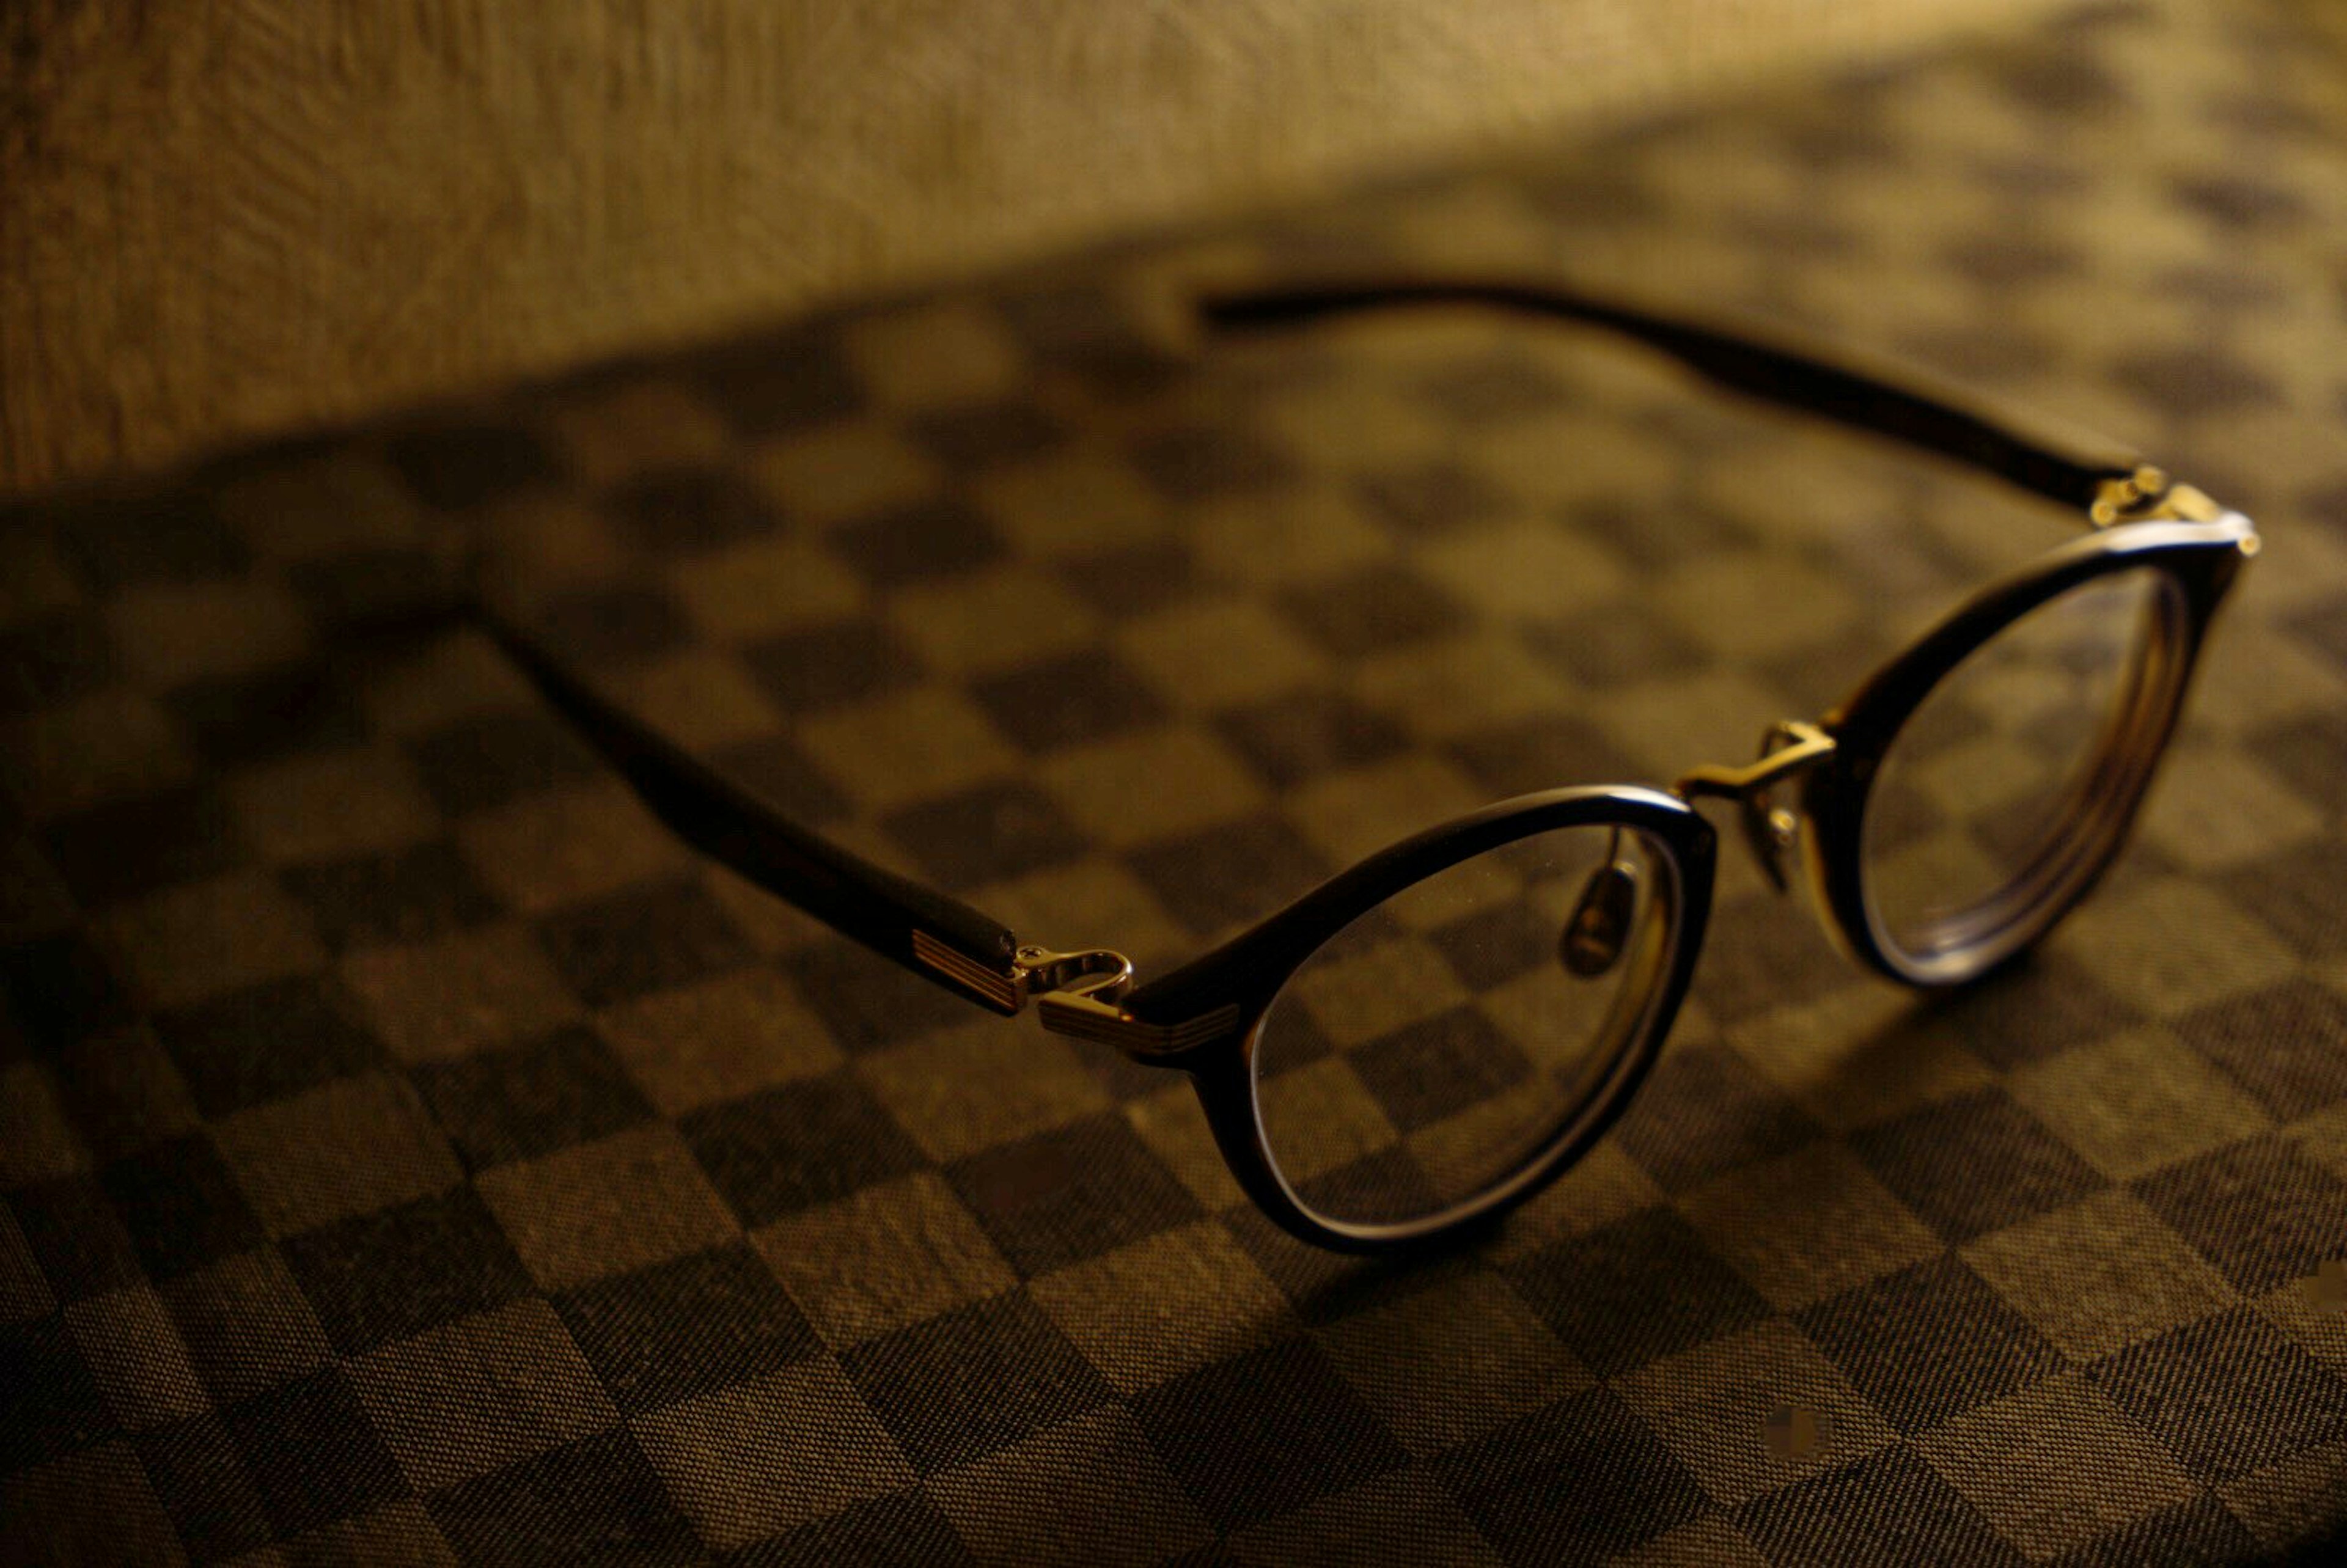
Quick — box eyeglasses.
[482,277,2257,1254]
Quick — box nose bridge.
[1673,720,1838,892]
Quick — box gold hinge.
[2089,467,2226,527]
[911,931,1024,1013]
[917,933,1236,1058]
[1035,991,1244,1058]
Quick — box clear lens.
[1860,566,2171,967]
[1250,822,1676,1229]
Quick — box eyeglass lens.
[1249,822,1673,1227]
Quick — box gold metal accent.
[1673,720,1837,803]
[1006,942,1237,1058]
[1036,993,1244,1057]
[911,931,1023,1013]
[2089,469,2233,528]
[1675,720,1838,893]
[1012,944,1134,1003]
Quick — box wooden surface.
[1,0,2068,497]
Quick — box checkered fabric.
[7,0,2347,1561]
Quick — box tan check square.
[1960,1191,2242,1362]
[1916,1374,2198,1559]
[632,1359,913,1548]
[752,1172,1016,1348]
[214,1073,465,1237]
[1029,1222,1296,1395]
[348,1299,618,1492]
[476,1124,741,1292]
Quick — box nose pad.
[1742,796,1801,895]
[1560,857,1639,978]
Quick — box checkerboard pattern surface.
[8,0,2347,1561]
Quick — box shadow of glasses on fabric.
[477,276,2257,1253]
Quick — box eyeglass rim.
[1123,786,1716,1253]
[1123,515,2250,1252]
[1799,514,2255,987]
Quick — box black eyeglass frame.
[480,276,2258,1254]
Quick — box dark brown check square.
[1611,1042,1827,1193]
[1422,896,1559,994]
[1346,1006,1532,1135]
[1434,1387,1708,1564]
[1214,689,1411,788]
[280,1187,532,1357]
[133,1416,274,1562]
[427,1429,700,1567]
[1794,1253,2066,1435]
[285,545,454,632]
[1503,1206,1775,1377]
[45,493,247,589]
[163,662,369,771]
[1735,1443,2019,1566]
[605,465,779,556]
[0,934,136,1050]
[691,325,864,438]
[840,1292,1113,1473]
[405,709,600,817]
[531,877,752,1008]
[160,1248,332,1406]
[1277,563,1469,659]
[223,1365,406,1539]
[2175,979,2347,1118]
[529,583,694,669]
[1849,1087,2108,1243]
[826,497,1004,588]
[971,650,1170,756]
[910,401,1066,471]
[2087,1308,2347,1479]
[386,423,567,511]
[0,1317,112,1474]
[1055,539,1211,617]
[739,620,925,716]
[709,733,853,827]
[7,1176,145,1305]
[1356,461,1515,537]
[0,609,116,714]
[100,1135,267,1283]
[681,1069,928,1225]
[753,1491,974,1567]
[42,786,248,907]
[880,780,1088,890]
[1445,714,1645,800]
[279,840,502,953]
[412,1025,653,1171]
[946,1113,1202,1278]
[2218,841,2347,961]
[1934,953,2148,1070]
[1522,601,1711,690]
[1122,813,1331,938]
[778,939,979,1054]
[1134,1336,1408,1530]
[2130,1137,2347,1295]
[1129,425,1299,504]
[554,1242,819,1416]
[2060,1493,2264,1566]
[156,976,387,1119]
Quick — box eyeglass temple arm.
[1198,280,2150,519]
[474,601,1030,1014]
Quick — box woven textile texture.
[6,0,2347,1562]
